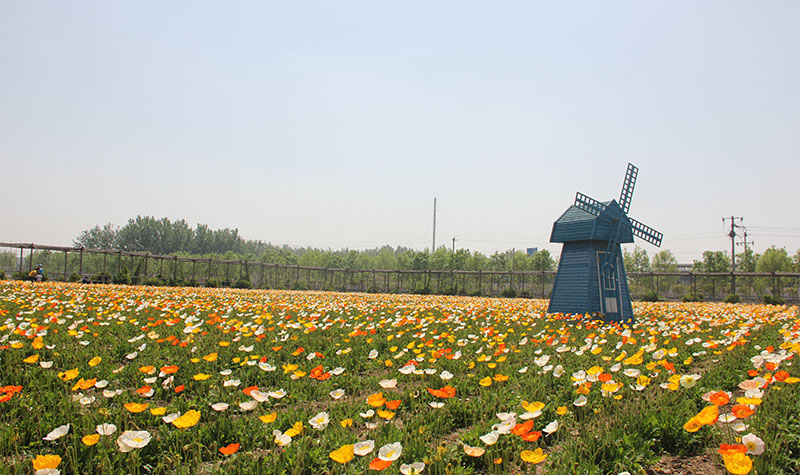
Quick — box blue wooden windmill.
[548,163,662,322]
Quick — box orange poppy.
[219,443,240,455]
[135,385,152,395]
[709,391,730,406]
[174,385,185,393]
[427,385,456,399]
[369,457,392,470]
[161,365,179,374]
[367,392,386,407]
[521,431,542,442]
[511,420,534,436]
[731,405,755,419]
[774,370,789,382]
[242,386,258,396]
[718,443,747,456]
[385,400,401,410]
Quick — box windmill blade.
[629,217,663,247]
[574,192,606,216]
[618,163,638,214]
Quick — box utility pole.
[738,227,754,272]
[722,216,743,295]
[452,236,456,253]
[432,198,437,252]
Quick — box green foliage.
[723,293,741,303]
[756,247,792,273]
[289,281,306,291]
[233,278,253,289]
[624,246,650,273]
[113,270,130,285]
[0,270,4,279]
[639,291,660,302]
[693,250,730,273]
[500,288,517,298]
[144,277,165,286]
[412,282,431,295]
[762,294,785,305]
[204,278,218,288]
[681,293,703,302]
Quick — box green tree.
[736,248,759,273]
[693,250,731,299]
[756,247,793,296]
[74,223,118,249]
[623,246,650,273]
[530,250,555,271]
[651,249,678,296]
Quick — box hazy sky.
[1,1,798,263]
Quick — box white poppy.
[43,424,70,441]
[354,440,375,456]
[378,442,402,461]
[96,423,117,436]
[479,430,499,445]
[117,430,151,452]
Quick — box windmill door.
[596,251,622,319]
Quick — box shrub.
[640,291,660,302]
[69,273,82,282]
[234,279,253,289]
[291,281,308,291]
[681,293,703,302]
[144,277,164,286]
[204,278,218,288]
[763,294,785,305]
[0,270,5,280]
[113,271,130,285]
[469,290,482,297]
[412,282,431,295]
[723,294,741,304]
[501,288,517,298]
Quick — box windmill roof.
[550,200,635,244]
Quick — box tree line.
[72,216,557,272]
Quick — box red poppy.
[174,385,185,393]
[385,400,401,410]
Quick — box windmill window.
[596,252,617,291]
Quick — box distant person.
[81,275,91,284]
[35,264,43,282]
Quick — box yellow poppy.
[260,413,277,423]
[124,403,149,413]
[329,444,355,464]
[521,448,547,464]
[173,410,201,429]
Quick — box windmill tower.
[548,163,662,322]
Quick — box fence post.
[18,247,23,272]
[79,247,84,276]
[64,250,69,280]
[173,256,178,281]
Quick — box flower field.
[1,280,799,474]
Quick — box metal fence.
[2,242,798,303]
